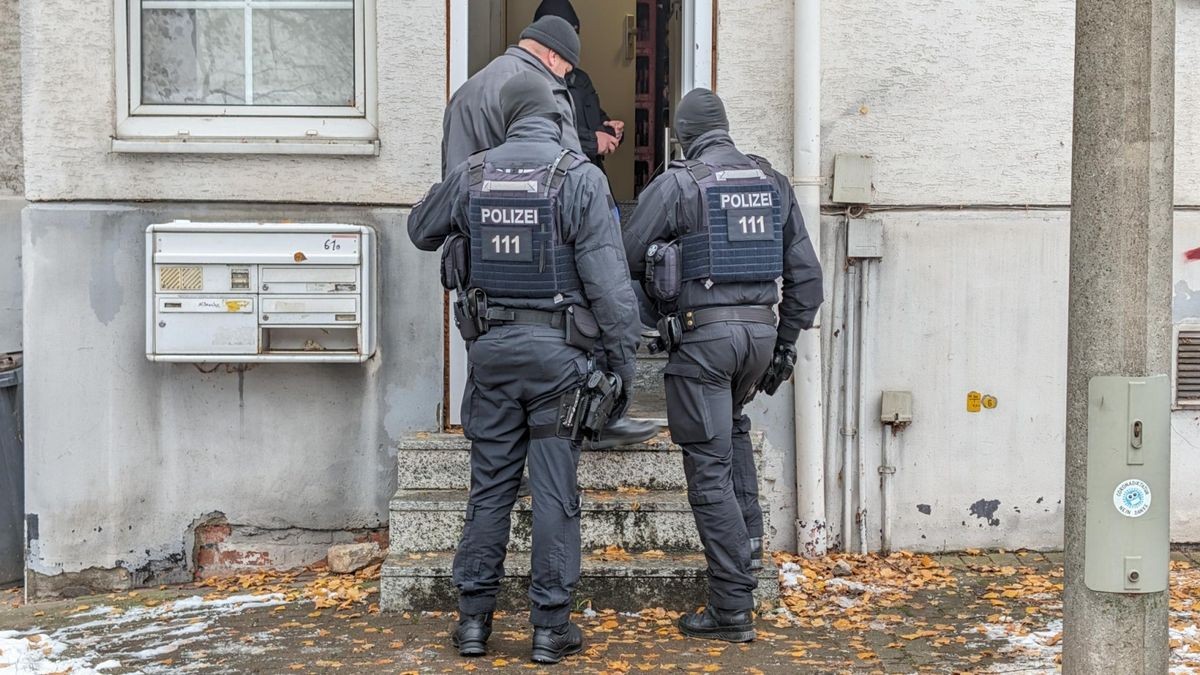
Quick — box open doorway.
[445,0,713,426]
[467,0,680,201]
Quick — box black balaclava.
[534,0,580,31]
[500,71,561,132]
[674,88,729,156]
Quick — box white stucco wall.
[18,0,445,204]
[16,0,1200,575]
[0,0,21,197]
[21,203,443,583]
[842,211,1071,551]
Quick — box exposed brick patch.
[193,519,388,579]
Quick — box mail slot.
[146,221,377,363]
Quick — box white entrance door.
[444,0,713,426]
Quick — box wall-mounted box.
[146,221,377,363]
[832,154,874,205]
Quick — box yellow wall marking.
[967,391,982,413]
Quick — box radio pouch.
[440,233,470,292]
[644,239,682,303]
[564,306,600,352]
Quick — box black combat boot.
[584,417,660,450]
[452,612,493,657]
[531,622,584,664]
[749,537,764,571]
[678,606,756,643]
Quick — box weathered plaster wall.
[823,1,1200,206]
[822,0,1076,205]
[0,0,21,197]
[21,203,441,588]
[0,199,21,354]
[0,0,23,354]
[18,0,444,204]
[827,211,1071,552]
[716,0,795,179]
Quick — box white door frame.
[444,0,714,426]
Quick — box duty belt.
[484,307,566,329]
[680,305,777,332]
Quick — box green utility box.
[1085,375,1169,594]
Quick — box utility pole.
[1064,0,1174,672]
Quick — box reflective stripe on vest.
[679,161,784,284]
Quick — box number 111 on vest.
[492,234,521,255]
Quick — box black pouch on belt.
[564,305,600,352]
[440,233,470,292]
[644,239,682,303]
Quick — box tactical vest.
[466,149,585,298]
[675,157,784,284]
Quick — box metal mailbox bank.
[146,221,378,363]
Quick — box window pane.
[252,9,355,106]
[142,8,245,105]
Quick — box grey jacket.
[441,46,582,178]
[623,130,824,345]
[412,116,640,384]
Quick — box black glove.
[757,341,797,396]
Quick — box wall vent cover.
[1177,329,1200,406]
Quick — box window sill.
[111,138,380,156]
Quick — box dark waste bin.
[0,358,22,585]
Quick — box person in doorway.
[441,15,582,177]
[533,0,626,171]
[409,72,642,664]
[623,89,823,641]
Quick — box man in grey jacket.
[623,89,823,642]
[441,15,583,177]
[411,72,641,664]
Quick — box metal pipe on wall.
[880,426,895,553]
[856,261,870,554]
[792,0,826,557]
[840,262,858,551]
[823,222,847,551]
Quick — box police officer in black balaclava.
[623,89,823,641]
[410,72,642,665]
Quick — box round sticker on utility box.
[1113,479,1152,518]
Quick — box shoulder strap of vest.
[546,149,586,195]
[745,154,774,176]
[467,150,488,190]
[680,159,712,184]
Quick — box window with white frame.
[116,0,377,153]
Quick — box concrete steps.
[390,489,700,553]
[381,550,778,613]
[383,433,775,613]
[395,433,692,491]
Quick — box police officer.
[441,15,582,177]
[623,89,823,641]
[410,72,641,664]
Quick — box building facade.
[4,0,1200,594]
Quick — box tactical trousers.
[663,320,775,611]
[453,324,590,627]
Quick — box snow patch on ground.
[779,562,804,590]
[0,631,121,674]
[2,592,288,673]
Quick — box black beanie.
[675,88,729,155]
[534,0,580,31]
[519,16,581,68]
[500,71,561,132]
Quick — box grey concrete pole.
[1064,0,1174,672]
